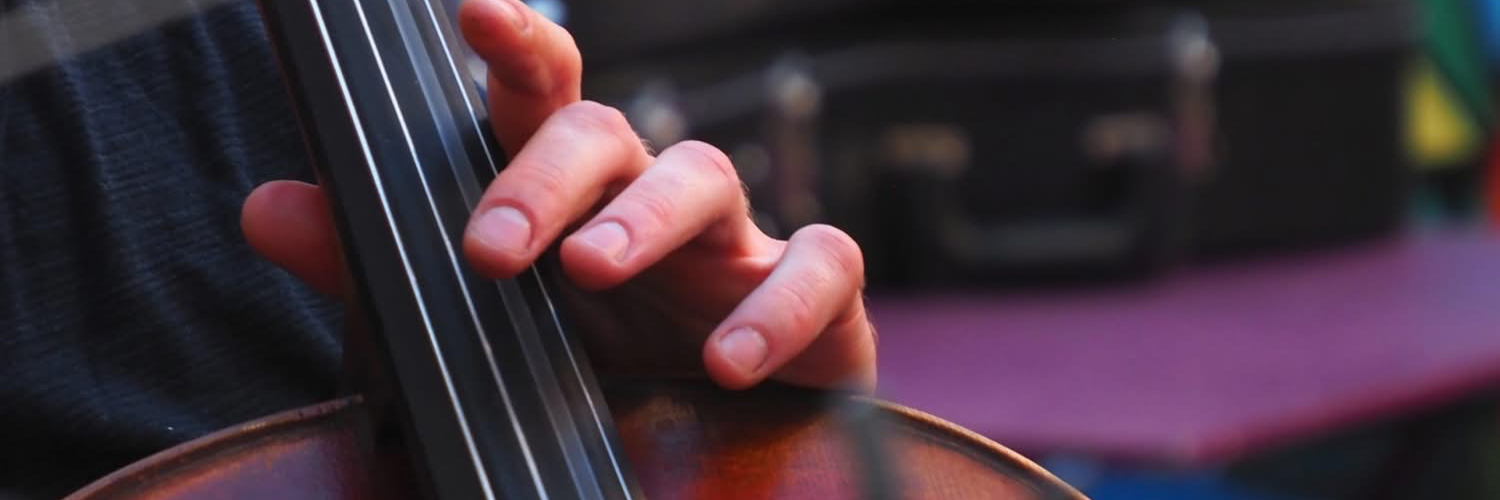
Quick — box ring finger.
[559,140,753,291]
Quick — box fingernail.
[718,327,768,375]
[574,221,630,263]
[473,206,531,256]
[493,0,528,32]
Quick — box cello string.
[374,0,571,494]
[526,262,636,497]
[301,0,499,495]
[345,0,544,497]
[415,0,500,192]
[414,0,634,494]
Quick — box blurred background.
[534,0,1500,498]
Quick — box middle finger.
[559,139,754,291]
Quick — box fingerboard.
[255,0,642,499]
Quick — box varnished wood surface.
[64,397,406,500]
[67,382,1085,500]
[609,382,1083,500]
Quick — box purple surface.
[869,228,1500,464]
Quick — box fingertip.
[462,228,531,280]
[703,332,764,391]
[241,180,345,297]
[241,180,317,253]
[699,224,876,393]
[557,231,631,291]
[240,181,277,238]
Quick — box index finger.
[457,0,583,154]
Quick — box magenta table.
[869,227,1500,465]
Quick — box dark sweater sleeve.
[0,1,343,497]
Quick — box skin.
[238,0,876,393]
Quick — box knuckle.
[505,154,569,201]
[670,140,740,188]
[795,224,866,285]
[557,101,638,155]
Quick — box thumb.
[241,180,346,298]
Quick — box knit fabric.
[0,1,342,497]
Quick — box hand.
[239,0,876,392]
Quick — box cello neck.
[255,0,642,499]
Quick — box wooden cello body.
[67,382,1082,499]
[66,0,1088,498]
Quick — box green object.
[1424,0,1494,130]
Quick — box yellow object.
[1406,57,1482,168]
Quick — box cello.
[65,0,1087,498]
